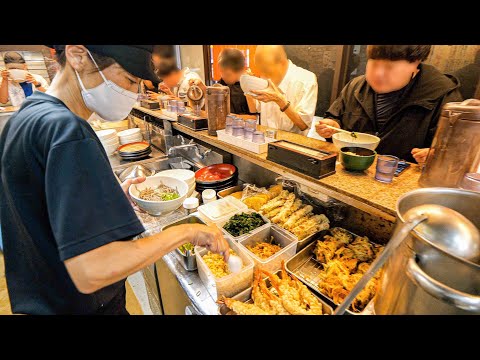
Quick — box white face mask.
[75,50,139,122]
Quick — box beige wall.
[179,45,205,82]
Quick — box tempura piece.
[267,184,283,199]
[283,205,313,231]
[271,198,302,225]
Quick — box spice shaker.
[183,197,199,215]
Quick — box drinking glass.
[375,155,400,183]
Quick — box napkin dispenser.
[267,140,337,179]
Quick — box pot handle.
[406,258,480,312]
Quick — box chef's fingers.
[123,176,147,186]
[411,148,421,155]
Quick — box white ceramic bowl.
[118,128,141,137]
[154,169,195,185]
[8,69,28,82]
[96,129,117,141]
[129,176,188,216]
[101,136,120,146]
[102,142,119,155]
[332,132,380,151]
[119,135,143,145]
[240,75,268,95]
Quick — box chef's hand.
[188,78,207,93]
[159,83,174,96]
[190,224,230,261]
[315,119,340,138]
[121,176,146,211]
[411,148,430,164]
[1,69,9,80]
[25,73,39,86]
[244,68,254,76]
[251,79,286,105]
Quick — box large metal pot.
[374,188,480,315]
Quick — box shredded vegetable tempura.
[314,227,384,312]
[203,249,238,278]
[246,237,282,259]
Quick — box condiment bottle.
[202,189,217,204]
[183,197,199,215]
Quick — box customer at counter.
[156,64,202,102]
[0,45,229,315]
[316,45,463,163]
[0,51,49,106]
[246,45,318,135]
[190,48,256,116]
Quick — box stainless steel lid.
[442,99,480,121]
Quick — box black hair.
[4,51,25,64]
[218,48,245,71]
[367,45,432,63]
[53,46,116,71]
[155,62,180,78]
[153,45,176,59]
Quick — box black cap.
[48,45,160,82]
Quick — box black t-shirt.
[219,78,254,115]
[0,92,145,314]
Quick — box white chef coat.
[256,60,317,135]
[0,73,49,107]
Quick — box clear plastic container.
[219,210,271,242]
[239,226,298,273]
[197,196,248,226]
[195,236,254,299]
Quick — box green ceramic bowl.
[340,146,377,171]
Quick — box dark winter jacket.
[325,64,463,162]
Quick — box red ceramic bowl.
[195,164,238,184]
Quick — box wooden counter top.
[134,107,421,221]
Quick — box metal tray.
[285,229,380,315]
[217,185,245,199]
[161,214,206,271]
[218,270,333,315]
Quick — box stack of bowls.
[195,164,238,193]
[118,128,143,145]
[154,169,196,196]
[96,129,119,156]
[118,141,152,161]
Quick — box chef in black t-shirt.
[190,48,256,116]
[0,45,229,315]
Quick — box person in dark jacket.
[453,49,480,100]
[316,45,463,163]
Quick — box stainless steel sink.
[113,156,199,178]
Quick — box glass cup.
[226,115,235,126]
[375,155,400,183]
[232,126,245,138]
[252,131,266,143]
[225,124,233,135]
[244,130,253,141]
[245,119,257,132]
[233,118,245,128]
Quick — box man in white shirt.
[247,45,318,135]
[0,51,49,107]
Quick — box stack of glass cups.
[232,117,245,138]
[168,99,178,113]
[176,100,186,114]
[244,118,257,142]
[225,114,235,135]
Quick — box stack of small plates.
[118,128,143,145]
[118,142,152,161]
[154,169,195,196]
[96,129,119,156]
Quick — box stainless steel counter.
[134,208,218,315]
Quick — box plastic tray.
[220,210,271,242]
[217,129,277,154]
[195,236,254,299]
[197,197,248,226]
[218,270,333,315]
[239,226,298,273]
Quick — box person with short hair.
[0,51,49,106]
[316,45,463,163]
[156,63,202,103]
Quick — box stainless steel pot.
[374,188,480,315]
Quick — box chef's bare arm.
[64,224,227,294]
